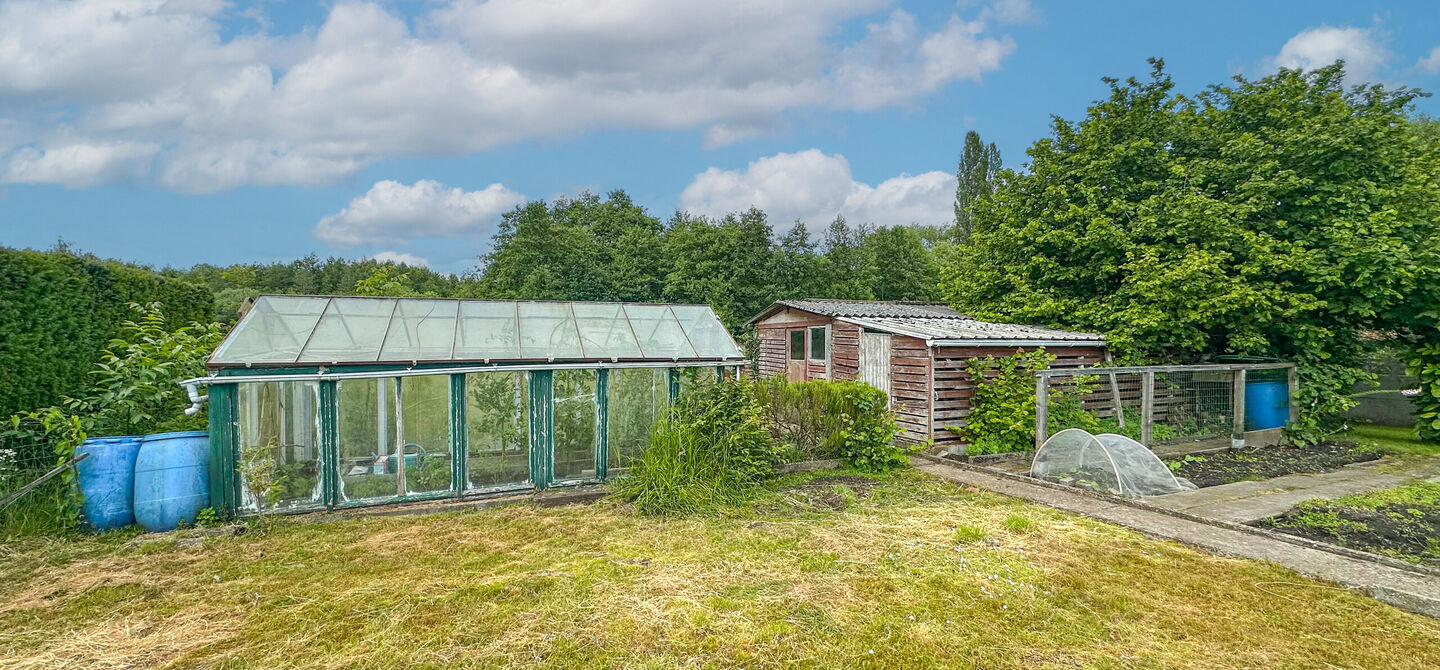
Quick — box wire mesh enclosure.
[1036,363,1296,457]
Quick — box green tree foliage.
[865,226,940,301]
[661,208,776,328]
[353,265,435,297]
[819,216,876,300]
[478,191,665,302]
[769,221,827,301]
[942,60,1440,441]
[952,130,1002,240]
[0,246,212,418]
[185,254,463,321]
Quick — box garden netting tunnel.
[187,296,746,516]
[1030,428,1196,497]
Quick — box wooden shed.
[747,300,1108,452]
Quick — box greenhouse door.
[858,331,891,403]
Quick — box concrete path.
[1148,457,1440,523]
[913,457,1440,618]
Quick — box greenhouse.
[189,296,744,516]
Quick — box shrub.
[752,377,909,471]
[1406,341,1440,444]
[956,349,1100,455]
[612,381,782,516]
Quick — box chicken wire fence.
[1035,363,1295,458]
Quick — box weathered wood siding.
[890,334,932,444]
[931,345,1106,453]
[754,308,833,381]
[831,321,861,381]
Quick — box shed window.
[809,327,827,361]
[789,330,805,360]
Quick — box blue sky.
[1,0,1438,275]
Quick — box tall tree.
[865,226,940,301]
[661,208,775,328]
[770,221,826,299]
[819,215,875,300]
[941,60,1440,440]
[953,131,1002,241]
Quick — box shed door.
[858,331,891,401]
[786,328,807,382]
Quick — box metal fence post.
[1034,371,1049,451]
[1232,368,1247,449]
[1141,370,1155,446]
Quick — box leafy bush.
[1406,342,1440,443]
[612,381,782,516]
[62,302,226,437]
[0,408,87,536]
[752,377,908,470]
[0,246,212,418]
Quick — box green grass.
[1341,424,1439,457]
[0,469,1437,669]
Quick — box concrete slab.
[1148,457,1440,523]
[913,456,1440,618]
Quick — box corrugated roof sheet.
[771,299,967,319]
[210,295,744,367]
[752,299,1104,343]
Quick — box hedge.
[0,247,213,418]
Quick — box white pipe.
[182,381,209,416]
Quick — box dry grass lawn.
[0,468,1437,669]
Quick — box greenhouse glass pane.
[237,381,322,511]
[679,366,718,395]
[607,368,668,471]
[572,303,642,358]
[211,296,329,364]
[518,302,584,359]
[455,301,521,360]
[336,378,400,502]
[401,375,453,495]
[623,305,696,358]
[380,299,459,361]
[671,305,742,359]
[298,298,397,363]
[465,372,531,490]
[552,369,597,481]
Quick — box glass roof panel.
[454,301,520,360]
[624,305,696,358]
[209,296,330,364]
[571,303,642,358]
[379,299,459,361]
[517,302,584,358]
[297,298,397,363]
[211,297,741,367]
[671,305,743,358]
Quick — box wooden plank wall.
[890,334,931,443]
[931,345,1106,452]
[756,326,788,377]
[831,321,860,381]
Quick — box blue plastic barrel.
[74,436,142,531]
[1244,380,1290,431]
[133,431,210,532]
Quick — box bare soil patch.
[1171,441,1379,488]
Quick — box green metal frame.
[210,362,734,517]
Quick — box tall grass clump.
[613,381,784,516]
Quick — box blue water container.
[74,436,142,531]
[1244,380,1290,431]
[133,431,210,532]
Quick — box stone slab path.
[1148,457,1440,523]
[913,457,1440,618]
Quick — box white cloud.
[979,0,1039,25]
[680,149,955,229]
[0,0,1022,191]
[1418,46,1440,74]
[1,140,158,187]
[315,179,526,247]
[1272,26,1388,84]
[367,251,431,268]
